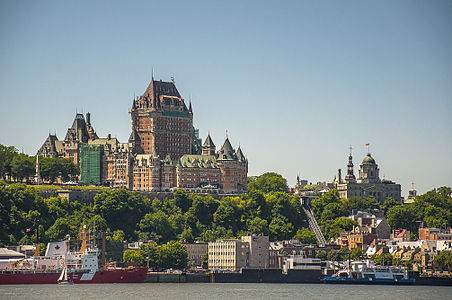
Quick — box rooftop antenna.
[411,182,415,190]
[226,129,229,139]
[349,144,353,155]
[152,67,154,80]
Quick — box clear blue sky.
[1,0,451,196]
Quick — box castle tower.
[202,134,216,156]
[345,147,356,183]
[129,78,193,160]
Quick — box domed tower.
[358,153,380,183]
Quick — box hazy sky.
[1,0,451,196]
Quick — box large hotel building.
[37,78,248,194]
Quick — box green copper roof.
[362,153,376,165]
[179,155,218,168]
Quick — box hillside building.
[37,78,247,194]
[334,150,401,203]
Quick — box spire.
[345,145,356,183]
[202,134,215,148]
[189,99,193,114]
[236,146,246,162]
[202,134,216,156]
[129,127,140,142]
[217,137,236,160]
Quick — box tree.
[316,250,327,260]
[93,189,150,240]
[381,197,399,214]
[269,216,294,241]
[45,217,76,241]
[372,253,393,266]
[387,205,417,231]
[139,211,175,243]
[0,144,17,180]
[247,172,289,194]
[434,250,452,271]
[173,189,191,213]
[293,228,317,244]
[139,242,158,268]
[123,250,142,265]
[351,248,366,260]
[246,217,269,236]
[202,252,208,269]
[158,241,188,270]
[11,154,35,182]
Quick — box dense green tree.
[123,249,142,265]
[157,241,188,270]
[93,189,150,240]
[139,211,175,243]
[316,250,327,260]
[387,205,417,231]
[350,248,366,260]
[10,154,35,182]
[45,217,76,241]
[247,172,289,193]
[173,189,191,213]
[372,253,393,266]
[202,252,208,269]
[293,228,317,244]
[269,216,294,241]
[0,144,17,180]
[139,242,158,268]
[246,217,269,236]
[381,197,400,214]
[433,250,452,271]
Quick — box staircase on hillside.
[301,202,327,247]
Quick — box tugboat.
[0,226,148,285]
[322,260,415,285]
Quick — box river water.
[1,283,450,299]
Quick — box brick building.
[38,77,248,194]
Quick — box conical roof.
[203,134,215,148]
[217,138,236,160]
[129,127,140,142]
[236,146,246,162]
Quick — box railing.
[301,202,327,247]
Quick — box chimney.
[86,112,91,125]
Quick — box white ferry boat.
[322,260,415,284]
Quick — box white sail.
[58,267,65,282]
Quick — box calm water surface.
[1,283,450,300]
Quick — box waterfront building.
[183,242,208,267]
[208,235,269,271]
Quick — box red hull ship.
[0,227,148,285]
[0,267,148,285]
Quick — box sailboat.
[57,266,74,285]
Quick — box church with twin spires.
[37,77,248,194]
